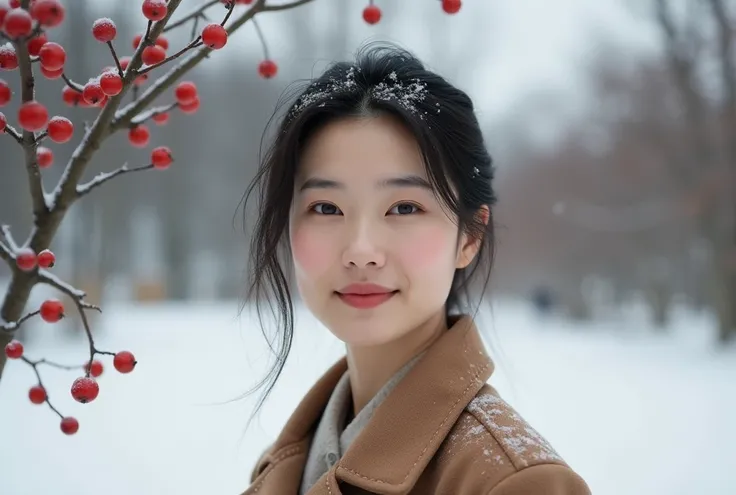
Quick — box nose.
[341,220,387,269]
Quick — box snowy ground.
[0,298,734,495]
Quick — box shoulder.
[430,384,590,494]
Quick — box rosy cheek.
[397,224,454,269]
[291,224,334,275]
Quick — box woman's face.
[289,114,481,347]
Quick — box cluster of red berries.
[5,339,137,435]
[362,0,461,25]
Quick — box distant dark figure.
[532,286,555,315]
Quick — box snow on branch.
[76,163,155,199]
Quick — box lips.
[337,290,398,309]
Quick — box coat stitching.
[250,446,304,493]
[338,362,491,485]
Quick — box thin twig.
[164,0,221,33]
[131,102,179,125]
[252,17,269,59]
[260,0,317,13]
[61,73,84,93]
[21,356,65,419]
[35,130,48,144]
[138,38,202,75]
[221,0,237,26]
[0,225,18,251]
[1,310,40,333]
[0,240,12,264]
[76,163,156,199]
[107,41,124,77]
[2,123,23,144]
[33,358,84,371]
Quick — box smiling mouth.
[336,290,399,309]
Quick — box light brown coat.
[241,316,591,494]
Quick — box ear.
[455,205,490,270]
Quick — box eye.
[388,202,422,215]
[310,202,342,215]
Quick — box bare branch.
[76,163,155,199]
[47,0,185,215]
[61,72,84,93]
[0,309,40,333]
[164,0,221,33]
[0,225,19,251]
[261,0,317,13]
[2,123,23,144]
[37,270,88,300]
[106,41,124,77]
[138,38,203,75]
[131,102,179,126]
[20,356,66,420]
[13,36,48,218]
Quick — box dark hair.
[240,42,497,419]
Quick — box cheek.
[396,223,456,270]
[290,223,335,277]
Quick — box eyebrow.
[298,174,433,192]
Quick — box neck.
[345,311,448,417]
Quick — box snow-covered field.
[0,299,734,495]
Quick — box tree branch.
[164,0,221,33]
[13,36,47,218]
[76,163,155,199]
[45,0,186,218]
[261,0,317,13]
[61,72,84,93]
[0,225,19,251]
[0,240,12,264]
[2,123,23,144]
[131,102,179,125]
[138,38,203,75]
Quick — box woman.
[240,43,591,495]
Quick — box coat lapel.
[334,315,493,494]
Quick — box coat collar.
[268,314,494,495]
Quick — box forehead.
[297,114,426,182]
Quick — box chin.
[324,308,407,347]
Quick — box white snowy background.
[1,294,734,495]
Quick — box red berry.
[31,0,65,27]
[4,340,23,359]
[132,34,143,50]
[128,125,149,147]
[37,248,55,267]
[60,417,79,435]
[113,351,137,373]
[0,111,6,132]
[36,146,53,168]
[38,42,66,71]
[174,81,197,105]
[258,59,278,79]
[92,17,117,42]
[201,24,227,50]
[40,299,64,322]
[152,112,169,125]
[3,8,32,38]
[362,5,381,24]
[0,44,18,70]
[27,33,48,57]
[40,64,63,79]
[0,5,7,27]
[142,0,167,21]
[29,385,47,404]
[62,85,82,106]
[82,80,104,105]
[99,71,123,96]
[119,56,131,71]
[15,247,36,271]
[9,0,20,8]
[71,376,99,403]
[86,359,104,377]
[47,116,73,143]
[442,0,461,14]
[142,45,166,65]
[134,73,148,86]
[151,146,173,169]
[0,78,10,105]
[155,36,169,50]
[18,101,48,131]
[179,97,200,114]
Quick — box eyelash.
[308,202,424,216]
